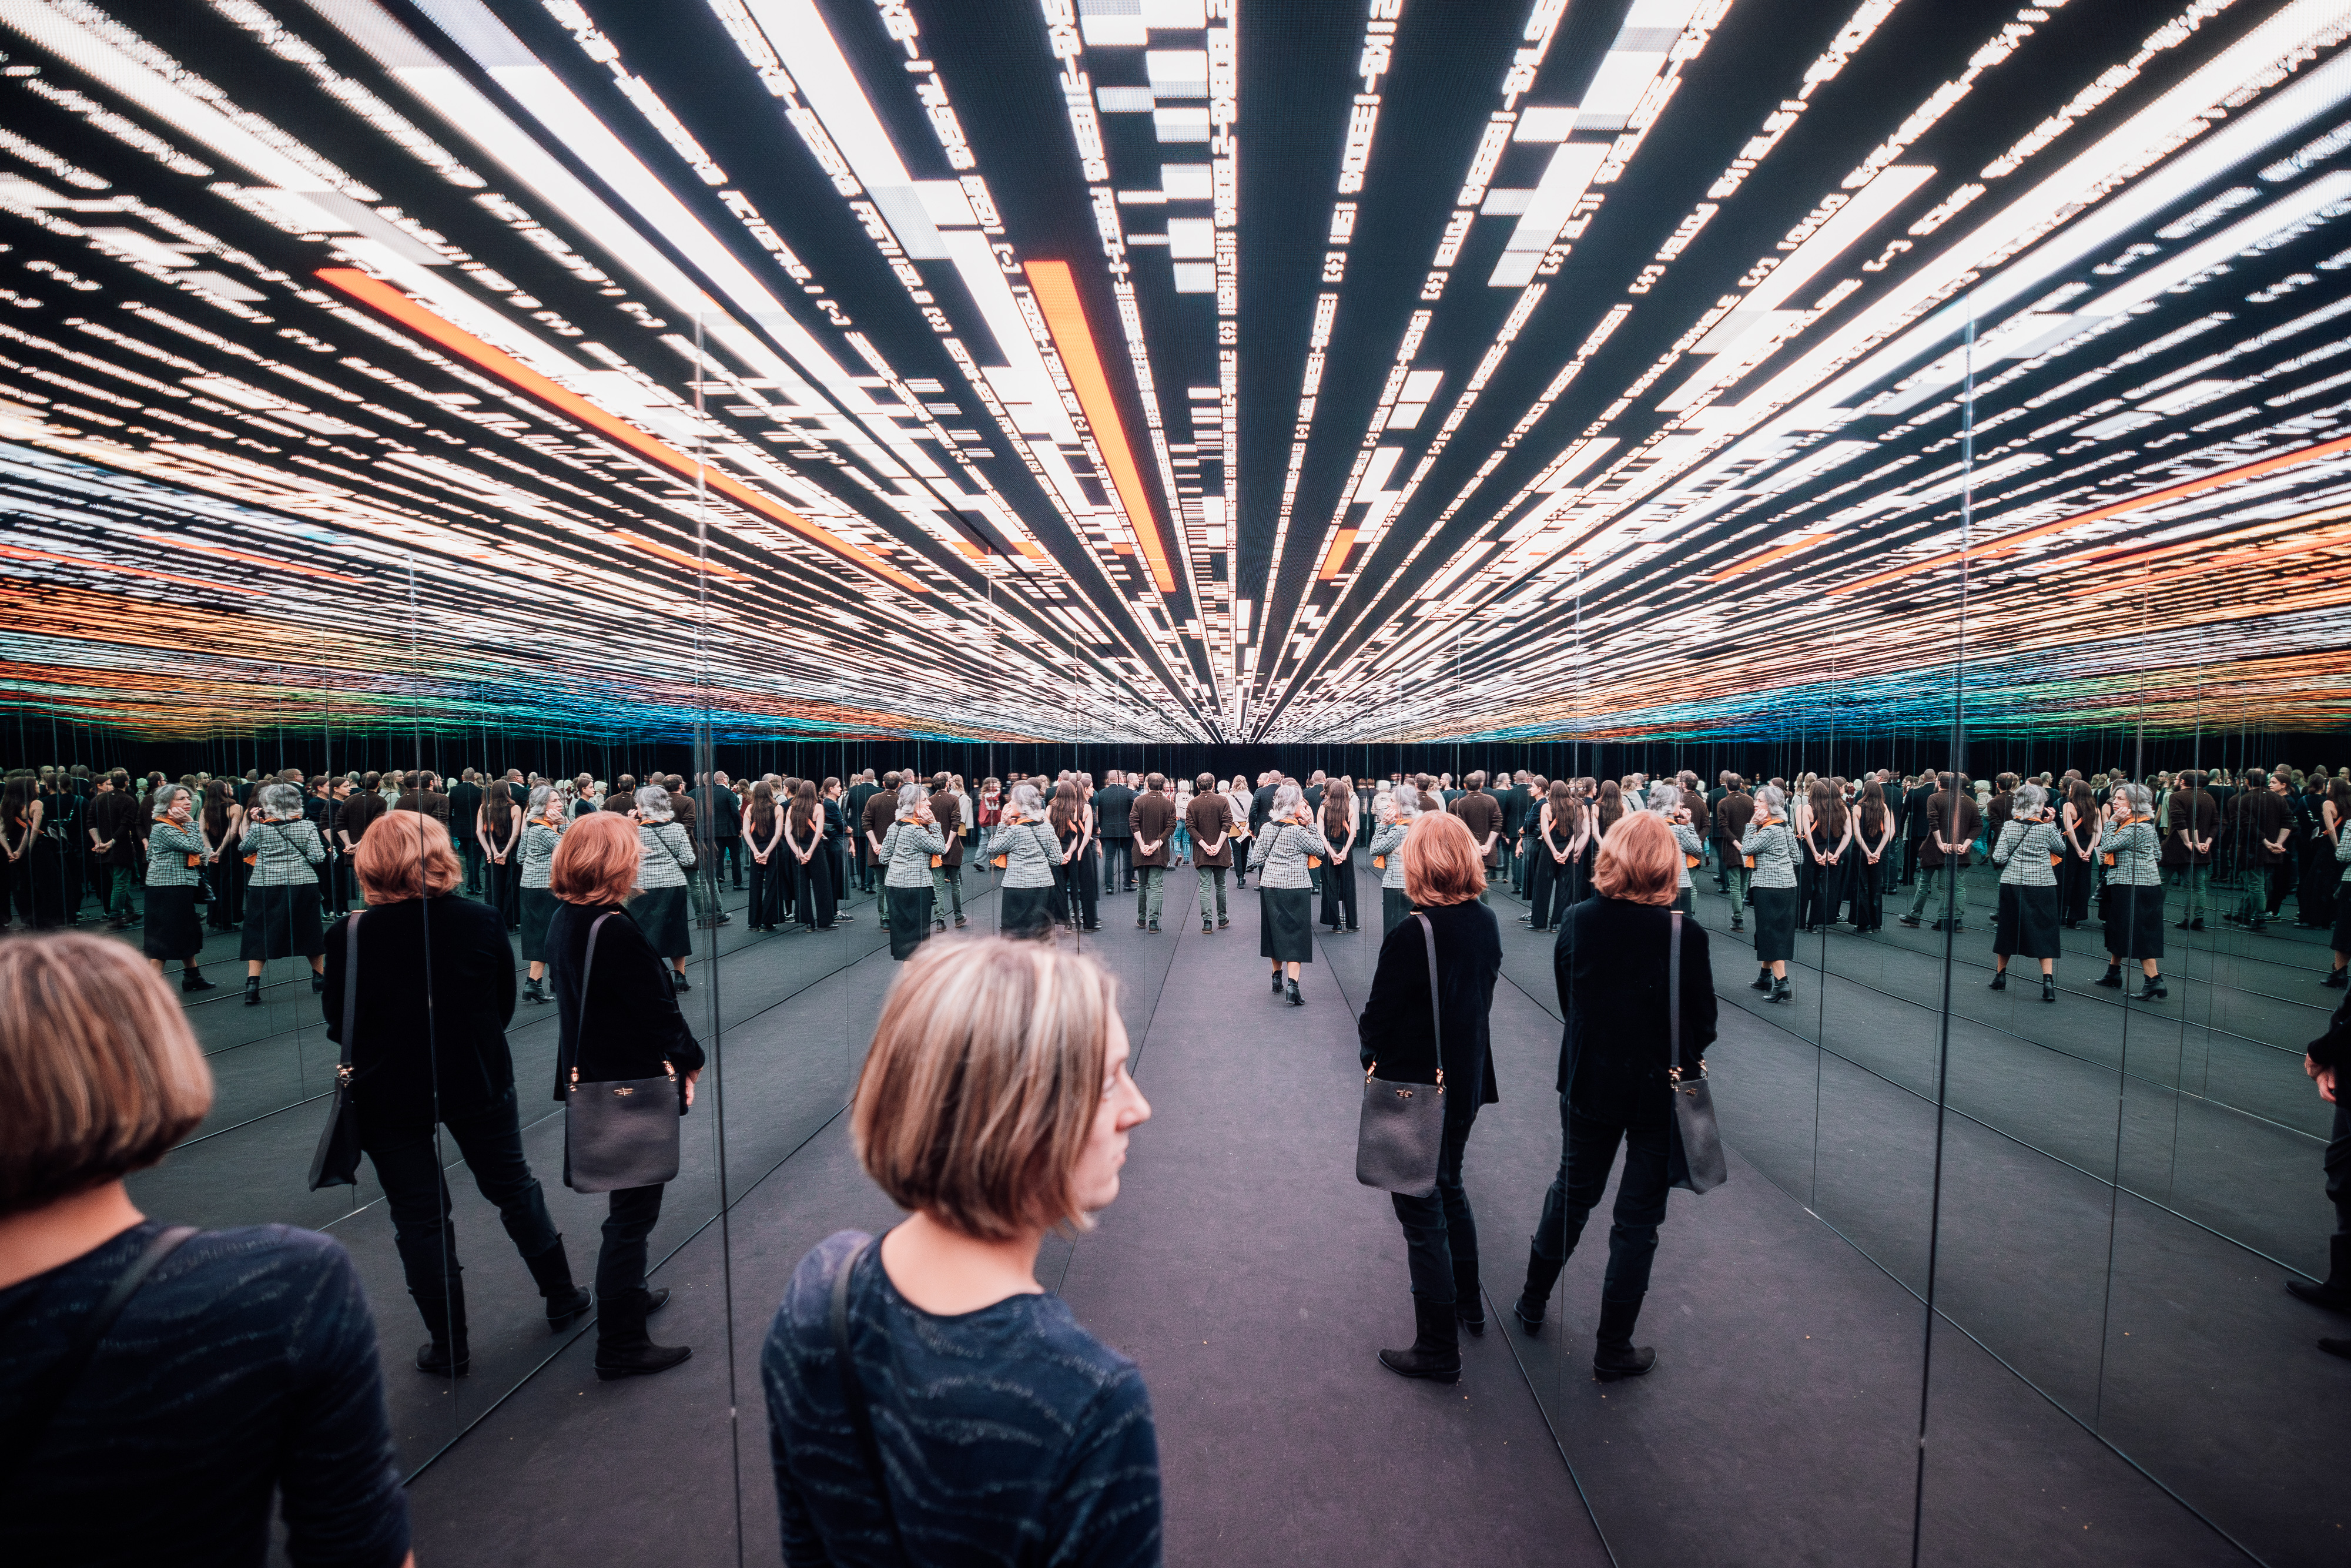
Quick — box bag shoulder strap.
[830,1235,909,1562]
[0,1225,197,1486]
[1412,912,1443,1086]
[1668,910,1684,1076]
[565,913,615,1088]
[338,910,363,1070]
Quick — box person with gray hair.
[1649,782,1706,915]
[1990,781,2064,1003]
[141,783,215,991]
[994,781,1061,939]
[1742,785,1800,1003]
[1256,781,1318,1005]
[2098,781,2166,1000]
[1371,783,1416,936]
[238,780,327,1005]
[518,783,566,1003]
[877,781,947,960]
[630,784,697,990]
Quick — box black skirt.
[1994,882,2061,959]
[240,882,323,960]
[629,884,691,959]
[1260,886,1312,963]
[1750,886,1799,961]
[1001,884,1054,939]
[2332,889,2351,953]
[2106,884,2166,960]
[887,883,933,960]
[142,884,203,961]
[520,887,559,962]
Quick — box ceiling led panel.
[0,0,2346,742]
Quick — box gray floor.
[100,850,2342,1566]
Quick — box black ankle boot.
[1378,1296,1461,1383]
[181,969,216,993]
[1989,970,2007,991]
[523,1238,591,1329]
[1271,971,1284,994]
[1454,1264,1485,1336]
[1514,1244,1565,1335]
[2134,974,2166,1000]
[1592,1296,1656,1382]
[2095,963,2123,989]
[413,1278,470,1376]
[2288,1236,2351,1313]
[2041,974,2057,1003]
[595,1286,692,1381]
[242,976,262,1006]
[1285,977,1304,1006]
[1750,969,1771,991]
[1770,976,1791,1003]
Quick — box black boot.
[1378,1296,1461,1383]
[180,969,216,993]
[1513,1244,1565,1335]
[1454,1262,1485,1336]
[2134,976,2166,1000]
[1770,976,1791,1003]
[312,969,325,993]
[413,1278,470,1376]
[1989,970,2007,991]
[1285,977,1304,1006]
[1271,971,1284,994]
[2040,974,2057,1003]
[594,1286,691,1381]
[1750,969,1771,991]
[2095,963,2123,989]
[242,976,262,1006]
[2325,968,2348,989]
[523,1238,591,1329]
[2286,1235,2351,1313]
[1592,1296,1656,1382]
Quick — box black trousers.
[795,846,838,928]
[1320,857,1358,929]
[366,1087,560,1309]
[1070,850,1099,928]
[1103,837,1132,889]
[1534,1094,1672,1304]
[458,836,484,893]
[718,835,743,887]
[493,857,523,929]
[1529,854,1577,927]
[1850,856,1886,930]
[747,857,785,927]
[596,1183,665,1299]
[1391,1107,1480,1303]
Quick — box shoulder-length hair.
[853,936,1120,1241]
[634,784,673,822]
[354,811,464,902]
[0,934,213,1216]
[550,810,641,906]
[1593,811,1678,906]
[1402,810,1485,906]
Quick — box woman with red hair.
[1512,812,1716,1383]
[1358,810,1503,1384]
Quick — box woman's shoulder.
[17,1222,363,1341]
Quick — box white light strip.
[2082,170,2351,314]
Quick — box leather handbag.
[1663,910,1727,1194]
[562,913,684,1194]
[1355,912,1445,1198]
[307,912,365,1190]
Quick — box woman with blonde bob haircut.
[1512,810,1718,1385]
[0,934,413,1566]
[764,936,1161,1562]
[1359,809,1504,1383]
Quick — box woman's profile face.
[1072,1015,1150,1215]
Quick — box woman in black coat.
[323,813,585,1378]
[1514,812,1717,1381]
[1358,812,1503,1385]
[545,812,705,1381]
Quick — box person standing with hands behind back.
[545,813,702,1381]
[764,936,1161,1563]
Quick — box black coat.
[1095,785,1136,839]
[545,900,704,1099]
[1357,900,1502,1110]
[1552,897,1718,1118]
[321,896,517,1140]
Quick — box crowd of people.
[1,745,2346,1566]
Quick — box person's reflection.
[2294,992,2349,1361]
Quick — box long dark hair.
[1858,779,1887,836]
[1049,779,1081,835]
[1596,779,1622,830]
[202,779,232,836]
[1810,778,1846,840]
[1322,776,1352,837]
[791,779,821,837]
[484,779,512,820]
[748,779,776,833]
[1546,779,1580,840]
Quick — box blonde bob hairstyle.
[1593,810,1679,906]
[549,811,642,906]
[0,934,214,1216]
[853,935,1120,1242]
[1402,809,1485,906]
[353,811,464,902]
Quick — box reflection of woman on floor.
[1990,784,2063,1003]
[2097,784,2166,1001]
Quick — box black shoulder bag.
[308,912,365,1190]
[1356,912,1446,1197]
[1663,910,1728,1193]
[562,913,684,1194]
[0,1225,197,1486]
[830,1235,909,1562]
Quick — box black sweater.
[546,900,704,1100]
[1357,900,1503,1109]
[1552,897,1718,1114]
[322,896,516,1138]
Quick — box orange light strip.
[1022,260,1177,593]
[1320,527,1357,578]
[314,269,918,594]
[1706,530,1838,581]
[0,541,261,595]
[1826,430,2351,597]
[134,533,361,582]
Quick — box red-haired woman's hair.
[550,811,641,906]
[354,811,463,902]
[1592,812,1677,906]
[1402,810,1485,906]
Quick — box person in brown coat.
[1449,773,1503,903]
[863,772,902,921]
[929,772,966,929]
[2232,770,2295,930]
[1900,773,1979,931]
[1187,772,1237,933]
[1713,779,1754,928]
[2164,770,2219,930]
[1130,773,1177,932]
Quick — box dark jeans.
[1391,1107,1480,1303]
[1535,1095,1672,1304]
[597,1183,665,1299]
[366,1087,560,1304]
[459,836,484,893]
[1103,837,1132,889]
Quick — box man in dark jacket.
[1900,774,1978,930]
[2233,770,2293,929]
[1130,773,1177,933]
[396,770,451,825]
[1450,773,1503,900]
[1096,770,1137,893]
[1714,779,1754,925]
[863,772,900,917]
[1902,773,1938,885]
[846,770,880,892]
[448,769,485,893]
[86,772,143,929]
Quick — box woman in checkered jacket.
[237,781,327,1006]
